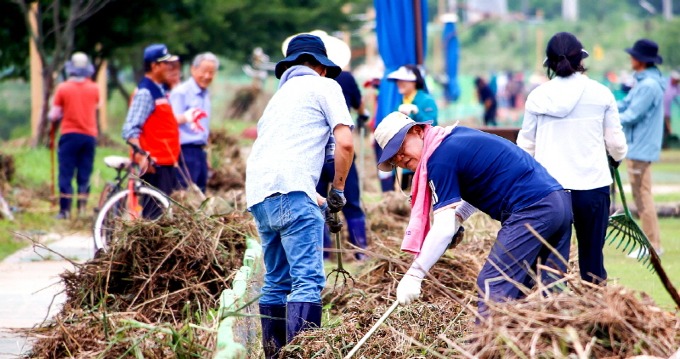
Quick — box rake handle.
[344,300,399,359]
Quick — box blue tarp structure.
[373,0,428,129]
[443,20,460,102]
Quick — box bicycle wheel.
[95,182,117,215]
[92,186,170,254]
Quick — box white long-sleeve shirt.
[517,73,627,190]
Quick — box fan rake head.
[606,213,653,268]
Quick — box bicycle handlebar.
[126,140,148,157]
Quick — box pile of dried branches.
[206,130,246,192]
[28,209,256,358]
[460,273,680,358]
[293,204,680,358]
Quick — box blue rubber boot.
[259,304,286,359]
[286,302,322,343]
[346,217,368,260]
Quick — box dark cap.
[274,34,341,79]
[143,44,178,63]
[625,39,663,64]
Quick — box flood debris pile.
[290,204,680,358]
[281,299,469,358]
[463,274,680,358]
[206,130,247,192]
[28,209,256,358]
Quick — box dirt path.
[0,233,93,358]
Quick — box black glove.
[607,155,621,169]
[448,226,465,249]
[327,187,346,213]
[324,206,343,233]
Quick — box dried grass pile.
[462,274,680,358]
[295,204,680,359]
[206,129,246,192]
[0,152,15,185]
[28,209,257,358]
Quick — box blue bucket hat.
[274,34,341,79]
[625,39,663,64]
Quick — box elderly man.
[374,111,572,318]
[48,52,99,219]
[618,39,666,257]
[122,44,180,209]
[169,52,219,193]
[246,34,354,358]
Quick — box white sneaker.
[627,247,663,258]
[627,247,649,258]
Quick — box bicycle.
[93,141,170,254]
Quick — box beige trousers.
[626,159,661,249]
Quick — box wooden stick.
[344,300,399,359]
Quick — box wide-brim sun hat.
[275,33,341,79]
[387,66,417,82]
[282,30,351,69]
[375,111,431,171]
[625,38,663,64]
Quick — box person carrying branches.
[245,34,354,358]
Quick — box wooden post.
[29,2,42,143]
[413,0,424,66]
[97,60,108,132]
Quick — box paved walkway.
[0,233,93,359]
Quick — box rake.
[606,167,680,309]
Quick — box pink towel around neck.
[401,124,456,254]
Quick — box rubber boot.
[259,304,286,359]
[346,217,368,260]
[286,302,322,343]
[322,225,332,260]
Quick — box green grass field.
[604,218,680,310]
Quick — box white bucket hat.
[374,111,431,171]
[387,66,417,82]
[281,30,351,69]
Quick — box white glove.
[396,274,423,305]
[183,108,207,132]
[398,103,419,115]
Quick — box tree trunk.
[32,66,56,148]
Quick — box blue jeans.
[477,190,572,316]
[250,191,325,305]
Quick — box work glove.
[607,155,621,169]
[356,109,370,125]
[396,274,423,305]
[327,187,346,213]
[321,201,343,233]
[448,226,465,249]
[398,103,419,115]
[184,108,207,132]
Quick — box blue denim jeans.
[250,191,325,305]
